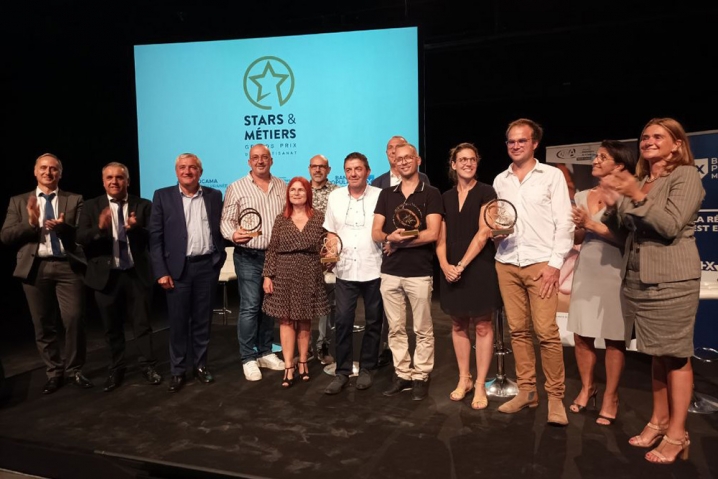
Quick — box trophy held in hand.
[392,202,422,237]
[484,199,517,238]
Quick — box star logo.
[243,56,295,110]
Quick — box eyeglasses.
[395,155,415,164]
[455,157,478,165]
[505,138,531,147]
[309,164,328,170]
[250,155,270,162]
[593,153,613,163]
[345,196,365,227]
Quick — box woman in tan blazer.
[603,118,704,465]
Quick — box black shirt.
[374,181,444,277]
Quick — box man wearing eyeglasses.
[371,136,431,189]
[221,144,287,381]
[308,154,339,365]
[323,152,384,394]
[371,143,443,401]
[371,135,431,368]
[492,118,573,426]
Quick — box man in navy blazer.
[149,153,227,393]
[77,162,162,392]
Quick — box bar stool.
[689,347,718,414]
[485,307,518,398]
[213,246,237,325]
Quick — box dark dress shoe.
[70,372,94,389]
[193,367,214,384]
[168,375,185,393]
[143,367,162,385]
[103,369,125,392]
[42,377,63,395]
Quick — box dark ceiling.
[2,0,716,191]
[6,1,715,104]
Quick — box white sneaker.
[243,360,262,381]
[257,353,285,371]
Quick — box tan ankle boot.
[498,390,539,413]
[548,398,569,426]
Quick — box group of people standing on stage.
[1,116,703,466]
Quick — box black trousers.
[165,256,219,376]
[94,268,155,372]
[22,259,86,378]
[334,277,383,376]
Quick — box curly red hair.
[282,176,315,219]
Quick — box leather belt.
[186,254,212,263]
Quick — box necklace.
[645,176,660,183]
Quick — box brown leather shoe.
[498,390,539,413]
[547,398,569,426]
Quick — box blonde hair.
[635,117,694,179]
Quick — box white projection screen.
[133,27,420,197]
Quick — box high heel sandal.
[449,374,473,401]
[596,400,619,426]
[629,422,667,448]
[569,387,598,414]
[470,381,489,410]
[645,432,690,464]
[281,367,295,388]
[298,361,310,382]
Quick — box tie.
[112,199,132,270]
[39,193,62,256]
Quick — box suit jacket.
[148,185,226,281]
[76,194,153,291]
[618,165,705,283]
[0,190,85,279]
[371,170,430,189]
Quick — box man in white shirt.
[221,144,287,381]
[492,118,573,426]
[323,152,384,394]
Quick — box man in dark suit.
[77,162,162,392]
[149,153,226,393]
[371,136,430,367]
[0,153,93,394]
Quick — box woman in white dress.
[567,140,637,425]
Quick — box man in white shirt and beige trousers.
[492,118,574,426]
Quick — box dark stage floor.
[0,293,717,479]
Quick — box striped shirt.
[220,172,287,250]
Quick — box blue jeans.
[234,248,275,363]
